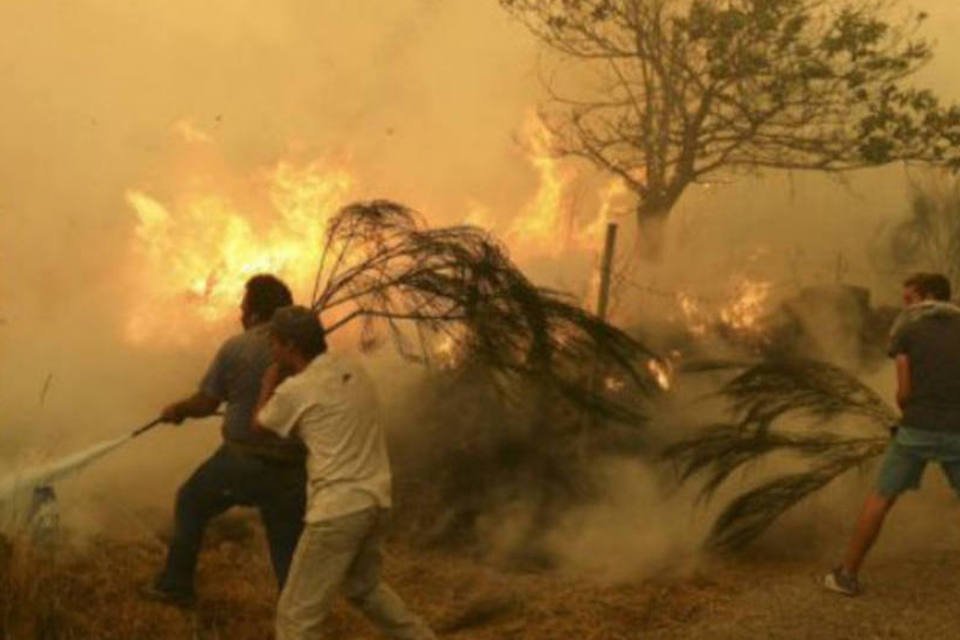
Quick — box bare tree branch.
[502,0,960,250]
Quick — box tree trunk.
[635,205,671,261]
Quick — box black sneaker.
[823,567,861,597]
[139,582,196,608]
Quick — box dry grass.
[0,513,729,639]
[0,526,275,639]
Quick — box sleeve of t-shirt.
[888,323,912,358]
[258,381,301,438]
[199,340,233,401]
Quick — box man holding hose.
[143,274,306,607]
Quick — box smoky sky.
[2,0,960,451]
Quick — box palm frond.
[706,439,887,551]
[311,200,660,426]
[666,423,882,502]
[665,357,896,551]
[721,359,899,433]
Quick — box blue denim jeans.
[875,427,960,498]
[157,445,305,594]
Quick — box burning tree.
[665,358,895,551]
[501,0,960,255]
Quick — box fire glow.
[646,358,672,391]
[505,112,623,258]
[674,277,772,339]
[505,112,575,254]
[123,114,621,345]
[125,160,353,344]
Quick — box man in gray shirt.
[143,274,306,606]
[825,273,960,596]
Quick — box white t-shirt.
[258,352,392,523]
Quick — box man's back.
[204,325,304,457]
[204,325,271,441]
[891,302,960,432]
[261,352,392,523]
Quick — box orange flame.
[719,278,772,334]
[124,160,353,345]
[505,112,576,256]
[674,277,772,339]
[123,112,622,347]
[646,358,672,391]
[676,292,710,337]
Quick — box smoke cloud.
[2,0,960,576]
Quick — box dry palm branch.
[309,200,662,427]
[665,358,898,552]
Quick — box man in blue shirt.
[825,273,960,596]
[143,274,306,607]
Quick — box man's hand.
[159,392,221,425]
[160,401,188,425]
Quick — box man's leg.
[939,456,960,506]
[258,465,306,589]
[841,492,897,576]
[155,447,237,595]
[342,510,436,640]
[828,437,922,591]
[275,510,370,640]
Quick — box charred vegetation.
[311,201,663,562]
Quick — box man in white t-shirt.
[254,306,435,640]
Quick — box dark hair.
[244,274,293,322]
[270,305,327,359]
[904,272,952,302]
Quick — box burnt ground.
[5,499,960,640]
[5,460,960,639]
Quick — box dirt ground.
[643,485,960,640]
[5,504,960,640]
[649,554,960,640]
[5,470,960,639]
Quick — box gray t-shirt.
[201,324,303,457]
[889,302,960,433]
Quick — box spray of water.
[0,435,131,502]
[0,424,156,533]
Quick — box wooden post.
[585,221,619,438]
[596,222,618,320]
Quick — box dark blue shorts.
[875,427,960,498]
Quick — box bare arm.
[160,391,221,424]
[895,354,912,411]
